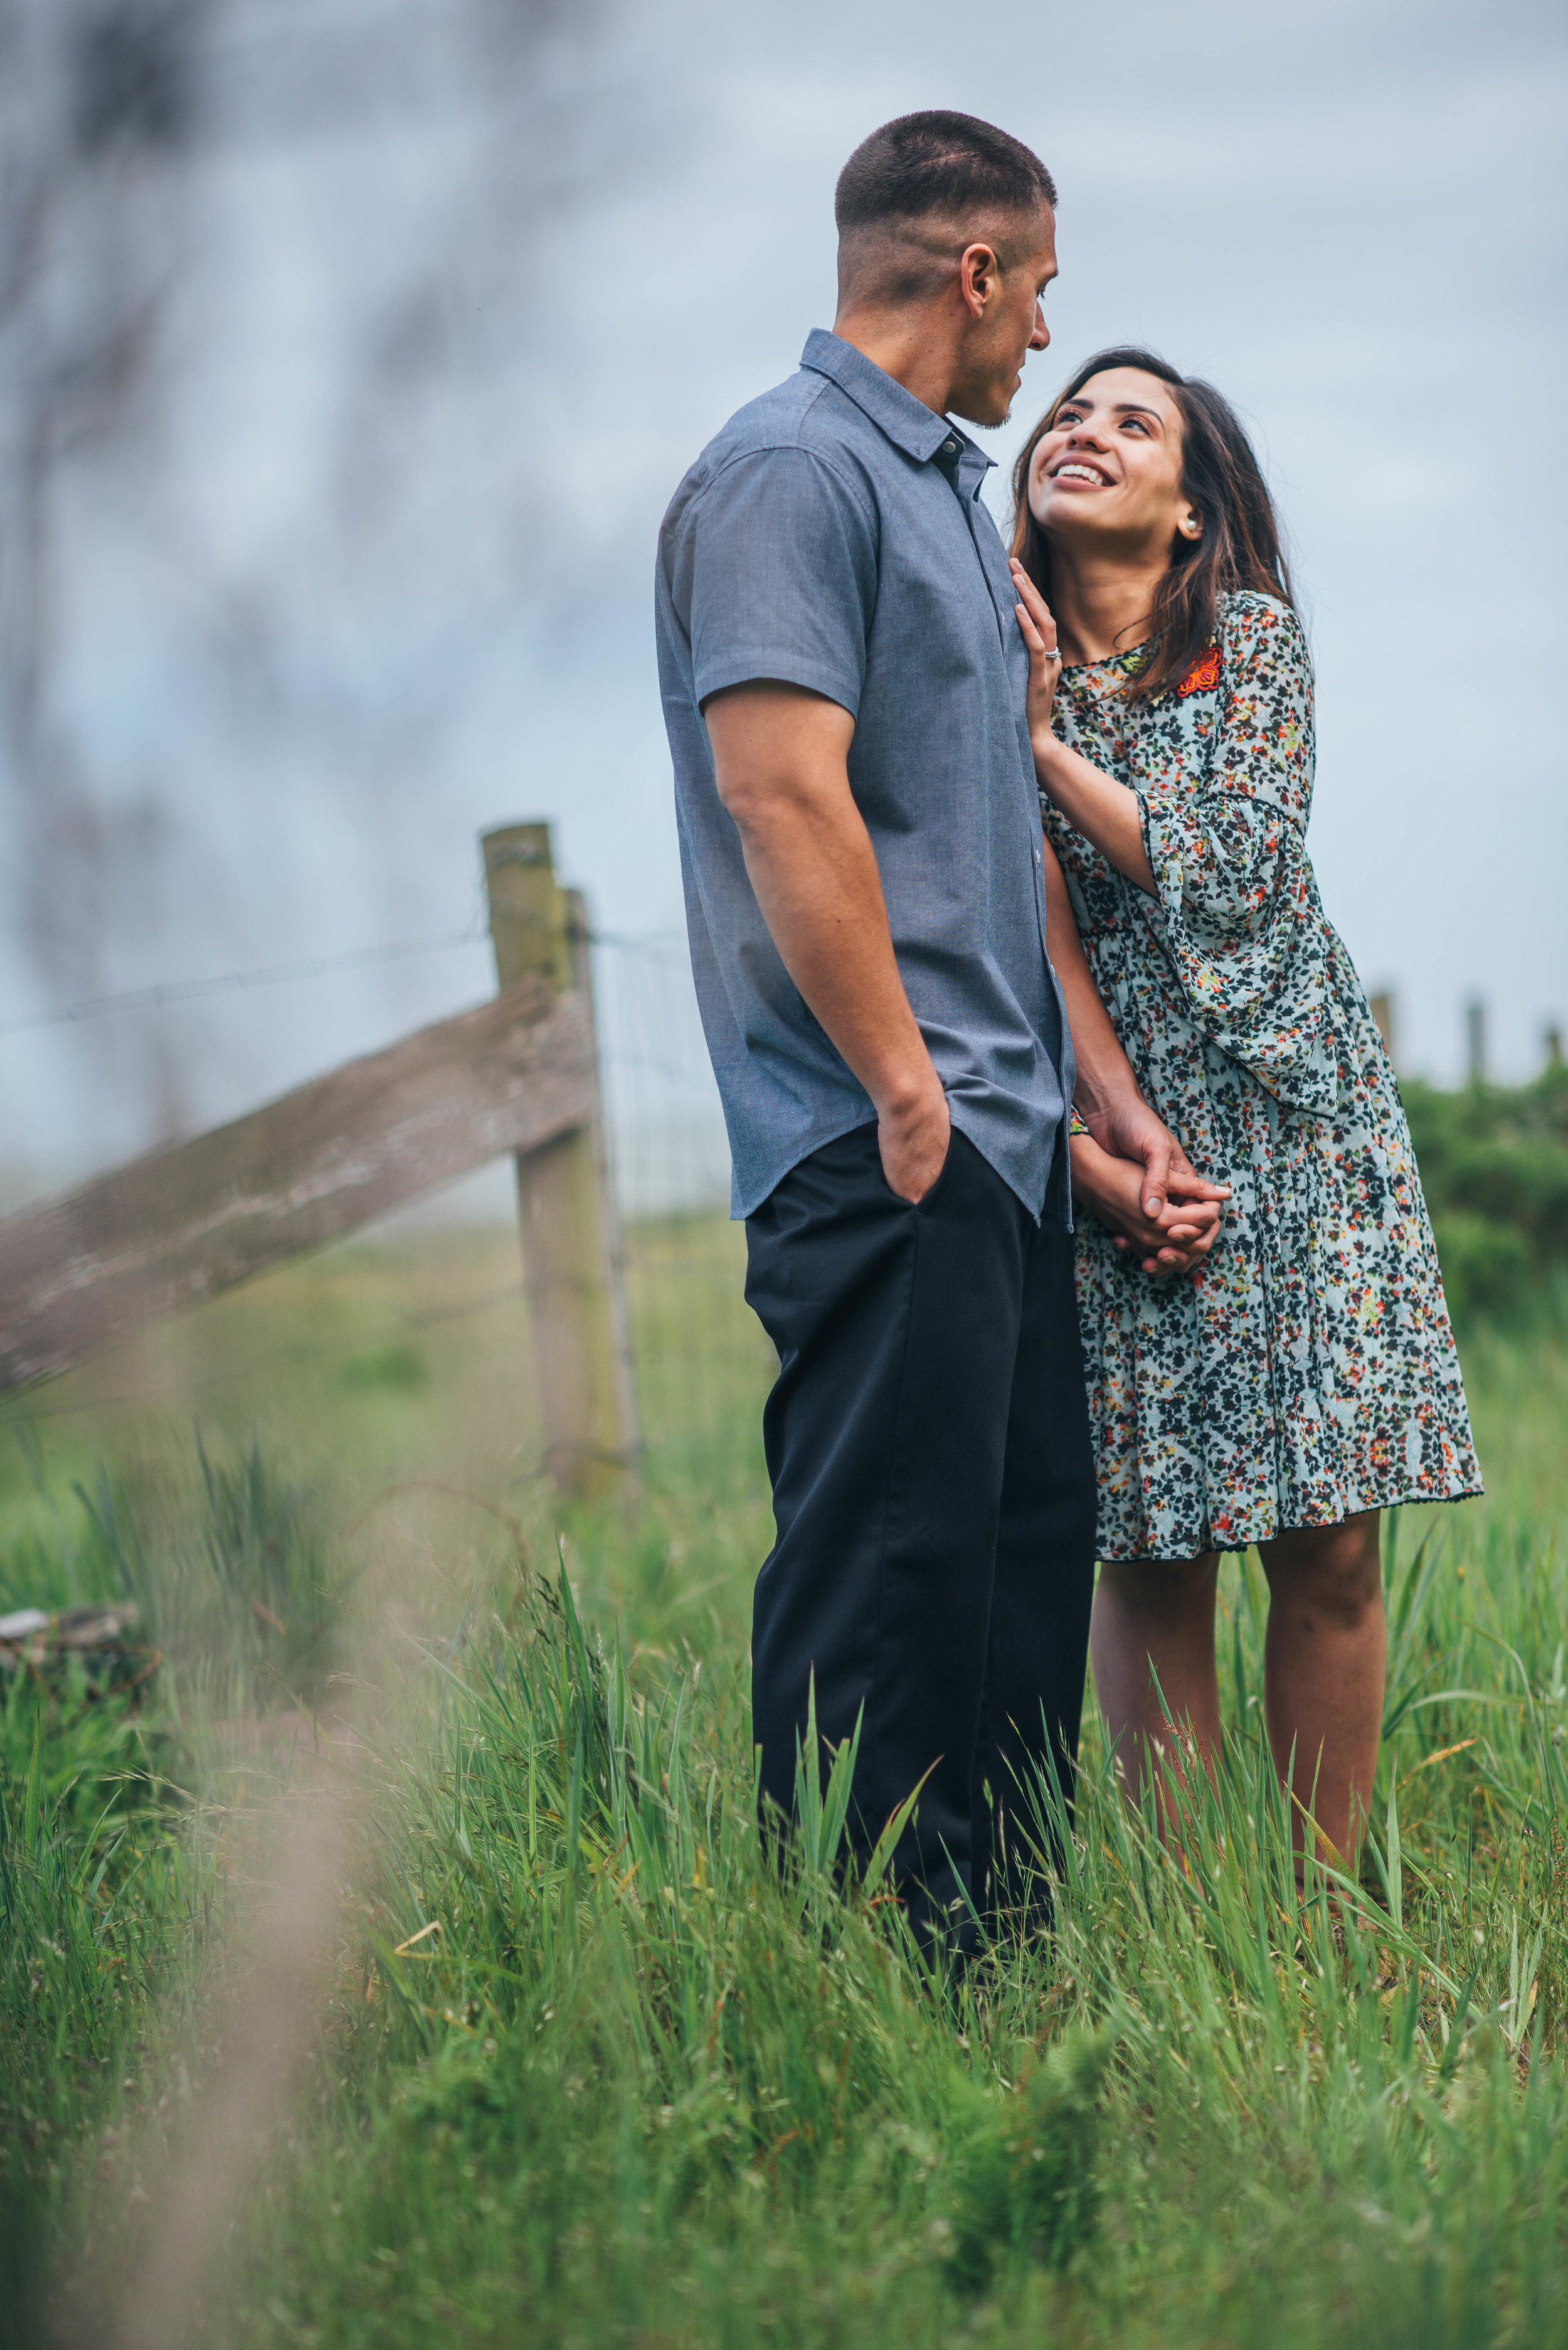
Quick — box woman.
[1006,346,1480,1875]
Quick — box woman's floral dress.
[1046,590,1481,1562]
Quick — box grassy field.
[2,1215,1567,2347]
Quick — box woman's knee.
[1261,1516,1383,1629]
[1098,1553,1219,1625]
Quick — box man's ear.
[958,241,1000,321]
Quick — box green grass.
[1,1217,1567,2346]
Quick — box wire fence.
[593,932,766,1492]
[0,915,770,1489]
[0,928,490,1035]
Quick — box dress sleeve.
[1135,597,1340,1114]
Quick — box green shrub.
[1431,1211,1534,1326]
[1404,1073,1568,1328]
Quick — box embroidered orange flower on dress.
[1177,644,1221,697]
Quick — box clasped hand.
[1070,1127,1224,1276]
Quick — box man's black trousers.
[744,1122,1096,1943]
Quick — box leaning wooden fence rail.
[0,822,641,1501]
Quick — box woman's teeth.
[1056,464,1109,485]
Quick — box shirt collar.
[799,329,995,482]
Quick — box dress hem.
[1096,1477,1485,1566]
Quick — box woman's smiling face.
[1027,366,1199,557]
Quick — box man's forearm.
[1042,838,1147,1117]
[704,679,945,1117]
[705,681,950,1205]
[1043,833,1229,1217]
[731,787,935,1115]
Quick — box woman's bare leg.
[1090,1555,1221,1821]
[1258,1512,1385,1878]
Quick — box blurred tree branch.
[0,1,202,1009]
[0,0,645,1159]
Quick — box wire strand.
[0,927,492,1036]
[1,923,690,1036]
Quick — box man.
[655,110,1221,1945]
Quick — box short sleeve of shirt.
[672,447,878,719]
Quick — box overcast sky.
[4,0,1564,1192]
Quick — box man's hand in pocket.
[878,1072,952,1204]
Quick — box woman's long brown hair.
[1009,346,1298,703]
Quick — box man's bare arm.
[704,679,950,1204]
[1042,837,1229,1233]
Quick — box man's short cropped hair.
[835,111,1057,236]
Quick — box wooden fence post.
[1465,994,1488,1089]
[1369,990,1396,1067]
[482,822,640,1501]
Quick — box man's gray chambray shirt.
[655,327,1073,1224]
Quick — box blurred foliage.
[340,1341,430,1397]
[0,1427,351,1717]
[1404,1068,1568,1327]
